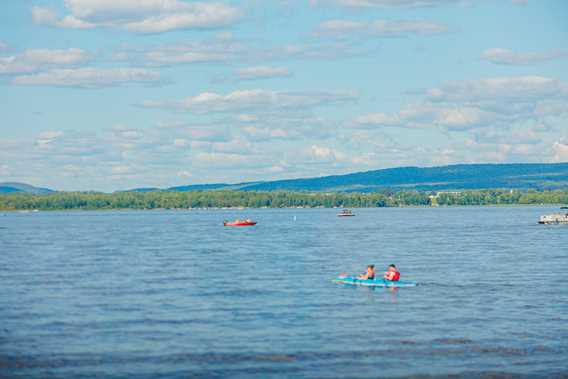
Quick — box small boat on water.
[223,219,257,227]
[334,276,417,288]
[337,209,355,217]
[538,213,568,224]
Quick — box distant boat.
[538,213,568,224]
[337,209,355,217]
[223,219,257,227]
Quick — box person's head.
[388,264,397,272]
[368,265,375,271]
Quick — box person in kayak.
[358,265,375,280]
[384,264,400,281]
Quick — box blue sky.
[1,0,567,191]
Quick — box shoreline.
[2,203,567,212]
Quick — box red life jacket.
[391,271,400,281]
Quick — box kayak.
[333,276,417,287]
[223,220,257,227]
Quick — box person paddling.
[384,264,400,282]
[357,265,375,280]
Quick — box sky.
[1,0,567,192]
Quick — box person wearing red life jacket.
[384,264,400,281]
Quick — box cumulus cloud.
[426,76,568,104]
[473,126,543,145]
[140,89,357,113]
[355,75,568,136]
[31,0,241,33]
[310,145,345,161]
[236,66,291,80]
[119,35,368,69]
[481,48,568,65]
[355,104,495,130]
[552,141,568,162]
[13,67,162,88]
[0,48,90,74]
[316,19,449,38]
[237,113,337,141]
[241,125,292,141]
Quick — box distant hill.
[0,182,54,194]
[5,163,568,195]
[154,163,568,192]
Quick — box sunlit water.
[1,207,567,378]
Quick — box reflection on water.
[1,207,567,378]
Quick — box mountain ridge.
[165,162,568,192]
[3,163,568,194]
[0,182,54,194]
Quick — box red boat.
[223,219,257,227]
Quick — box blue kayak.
[334,276,417,287]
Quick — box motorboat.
[337,209,355,217]
[538,213,568,224]
[223,219,257,227]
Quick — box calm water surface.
[1,207,567,378]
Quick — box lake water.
[1,207,567,378]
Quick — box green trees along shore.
[1,189,567,210]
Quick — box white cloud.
[311,144,337,160]
[32,1,241,33]
[121,37,365,69]
[355,104,495,130]
[36,131,65,146]
[316,19,449,38]
[23,48,90,65]
[308,145,351,164]
[145,50,229,65]
[473,126,543,145]
[177,170,192,179]
[13,67,161,88]
[236,66,291,80]
[141,89,357,113]
[355,76,568,138]
[481,48,568,65]
[241,125,292,140]
[552,141,568,162]
[311,0,460,8]
[0,48,90,74]
[111,165,132,175]
[0,164,11,176]
[31,6,59,25]
[427,76,568,103]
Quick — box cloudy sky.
[1,0,567,191]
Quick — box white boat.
[538,213,568,224]
[337,209,355,217]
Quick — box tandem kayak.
[334,276,417,287]
[223,220,257,227]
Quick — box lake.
[1,207,567,378]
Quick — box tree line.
[0,189,567,211]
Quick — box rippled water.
[1,207,567,378]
